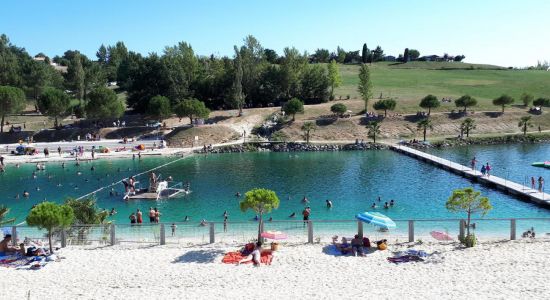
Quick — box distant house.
[384,56,396,62]
[419,55,443,62]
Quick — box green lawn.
[335,62,550,113]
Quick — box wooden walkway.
[389,144,550,207]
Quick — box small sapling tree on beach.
[283,98,304,121]
[518,116,533,136]
[460,118,476,138]
[366,121,381,143]
[492,94,514,114]
[446,187,492,247]
[301,122,316,144]
[330,103,347,118]
[26,202,74,253]
[455,95,477,114]
[239,188,280,242]
[417,118,433,142]
[419,94,439,116]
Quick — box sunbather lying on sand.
[238,242,263,267]
[332,236,352,255]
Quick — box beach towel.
[221,251,273,265]
[0,255,32,268]
[387,255,424,264]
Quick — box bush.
[460,233,477,247]
[346,95,350,100]
[330,103,347,117]
[270,131,289,142]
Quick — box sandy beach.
[1,239,549,300]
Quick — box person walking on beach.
[136,209,143,224]
[531,177,536,189]
[149,207,155,223]
[57,146,62,156]
[485,162,492,177]
[470,157,477,170]
[538,176,544,192]
[171,223,177,236]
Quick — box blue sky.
[1,0,549,67]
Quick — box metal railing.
[8,217,550,248]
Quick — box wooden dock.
[389,144,550,207]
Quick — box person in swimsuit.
[238,242,263,267]
[154,208,160,223]
[136,209,143,224]
[485,162,492,177]
[129,213,136,225]
[332,236,352,255]
[326,200,333,208]
[0,234,19,256]
[149,207,155,223]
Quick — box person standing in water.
[326,199,333,208]
[149,207,155,223]
[129,213,136,225]
[171,223,177,236]
[136,209,143,224]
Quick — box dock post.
[110,224,116,245]
[209,223,215,244]
[510,219,516,240]
[357,221,364,238]
[459,220,465,240]
[307,221,313,244]
[160,224,166,245]
[408,220,414,243]
[11,226,17,247]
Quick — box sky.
[1,0,549,67]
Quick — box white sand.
[1,239,549,299]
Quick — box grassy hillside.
[335,62,550,113]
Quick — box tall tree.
[373,98,397,117]
[66,52,85,103]
[0,34,24,87]
[228,46,245,116]
[518,116,533,136]
[264,49,278,64]
[371,46,384,62]
[96,44,107,64]
[366,121,381,143]
[492,94,514,113]
[358,64,373,112]
[455,95,477,113]
[312,49,330,63]
[419,94,440,115]
[301,122,316,143]
[409,49,420,60]
[520,93,534,107]
[147,95,172,121]
[161,41,198,102]
[327,60,342,100]
[85,87,125,119]
[280,47,307,99]
[0,85,26,132]
[417,118,433,141]
[361,43,368,64]
[403,48,410,63]
[239,188,280,242]
[173,98,210,124]
[300,64,329,103]
[460,118,476,138]
[26,202,74,254]
[336,46,346,63]
[37,88,70,127]
[283,98,304,121]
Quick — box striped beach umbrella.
[356,212,397,229]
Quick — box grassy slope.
[335,62,550,113]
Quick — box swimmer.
[117,168,121,172]
[235,192,241,197]
[91,166,95,171]
[85,179,89,182]
[199,219,207,227]
[77,171,82,175]
[15,194,20,199]
[57,183,62,187]
[74,185,79,190]
[61,162,65,168]
[302,196,309,203]
[15,163,20,168]
[371,203,376,209]
[223,210,228,217]
[32,171,37,179]
[384,202,389,209]
[167,176,173,181]
[23,191,29,198]
[132,154,136,160]
[390,199,395,207]
[268,217,273,222]
[326,199,333,208]
[289,212,296,218]
[110,208,117,216]
[184,216,189,222]
[36,187,40,191]
[253,215,259,221]
[377,196,381,202]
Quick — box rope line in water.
[75,153,191,201]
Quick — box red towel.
[222,251,273,265]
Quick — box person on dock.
[470,157,477,170]
[480,165,486,177]
[539,176,545,192]
[531,177,536,189]
[485,162,492,177]
[136,209,143,224]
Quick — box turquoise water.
[427,143,550,191]
[2,148,550,229]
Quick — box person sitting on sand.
[332,236,352,255]
[238,242,263,267]
[351,235,365,257]
[0,234,19,256]
[376,239,388,250]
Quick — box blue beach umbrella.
[356,212,396,229]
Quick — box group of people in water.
[371,196,396,209]
[129,207,162,224]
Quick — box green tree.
[533,98,550,110]
[37,88,70,127]
[284,98,304,121]
[409,49,420,60]
[0,85,26,132]
[25,60,51,103]
[455,95,477,113]
[518,116,533,136]
[361,43,368,64]
[330,103,347,117]
[520,93,534,107]
[148,95,172,121]
[173,98,210,124]
[373,99,396,117]
[492,94,514,113]
[446,187,492,246]
[264,49,278,64]
[85,87,125,119]
[460,118,476,138]
[336,46,346,63]
[419,94,440,115]
[300,64,329,103]
[228,46,245,116]
[239,188,280,242]
[371,46,384,62]
[312,49,330,63]
[301,122,316,143]
[66,52,85,103]
[358,64,373,112]
[0,205,15,225]
[26,202,74,253]
[327,60,341,100]
[96,44,108,64]
[366,121,381,143]
[417,118,433,141]
[65,198,108,225]
[403,48,410,62]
